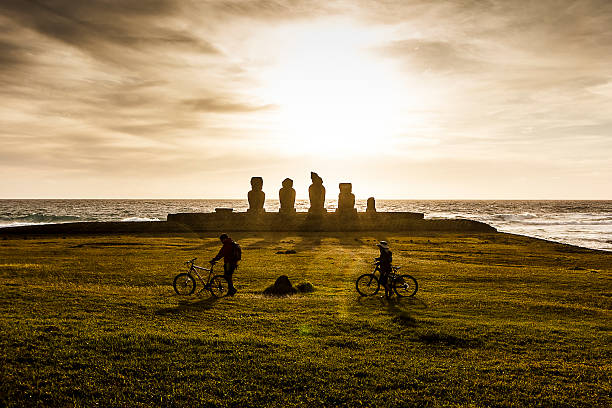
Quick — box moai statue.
[247,176,265,213]
[279,178,296,214]
[308,172,326,214]
[337,183,357,215]
[366,197,377,213]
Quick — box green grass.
[1,232,611,407]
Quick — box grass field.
[1,231,611,407]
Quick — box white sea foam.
[120,217,162,222]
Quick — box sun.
[254,19,421,156]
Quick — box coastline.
[1,217,609,255]
[2,199,610,251]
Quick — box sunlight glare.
[257,20,421,156]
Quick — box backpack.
[232,241,242,261]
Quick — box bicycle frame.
[187,261,216,293]
[373,262,401,277]
[375,262,403,290]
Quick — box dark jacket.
[212,237,237,264]
[377,247,392,273]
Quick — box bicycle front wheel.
[173,273,196,295]
[209,275,229,298]
[356,273,380,296]
[393,274,418,297]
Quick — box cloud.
[0,0,219,64]
[183,98,277,113]
[0,39,30,68]
[0,0,611,198]
[209,0,334,20]
[376,39,484,73]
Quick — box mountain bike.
[356,262,418,297]
[173,258,229,297]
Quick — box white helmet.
[376,241,389,249]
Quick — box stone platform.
[0,213,497,236]
[166,212,496,233]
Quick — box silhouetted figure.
[337,183,357,214]
[366,197,376,213]
[376,240,393,298]
[210,233,239,296]
[279,178,296,213]
[248,177,265,213]
[308,172,326,213]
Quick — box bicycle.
[173,258,229,297]
[355,262,418,297]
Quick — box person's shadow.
[155,297,219,316]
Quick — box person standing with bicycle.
[210,233,240,296]
[355,241,418,298]
[376,240,392,298]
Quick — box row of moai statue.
[247,172,377,214]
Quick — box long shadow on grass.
[337,234,369,248]
[350,295,429,328]
[293,235,322,252]
[355,294,428,309]
[155,297,219,315]
[386,298,422,327]
[354,296,428,328]
[178,237,225,252]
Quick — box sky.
[1,0,611,199]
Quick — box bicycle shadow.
[385,297,427,327]
[155,296,219,316]
[354,295,428,327]
[355,294,427,309]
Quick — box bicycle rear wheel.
[173,273,196,295]
[356,273,380,296]
[209,275,229,298]
[393,274,418,297]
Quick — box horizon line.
[1,198,611,201]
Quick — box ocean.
[0,200,610,251]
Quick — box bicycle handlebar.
[185,257,197,264]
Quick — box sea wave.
[120,217,162,222]
[0,213,83,224]
[515,220,612,226]
[0,199,610,251]
[432,213,612,226]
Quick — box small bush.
[296,282,314,293]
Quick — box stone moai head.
[282,178,293,188]
[367,197,376,212]
[339,183,352,194]
[311,172,323,185]
[251,177,263,191]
